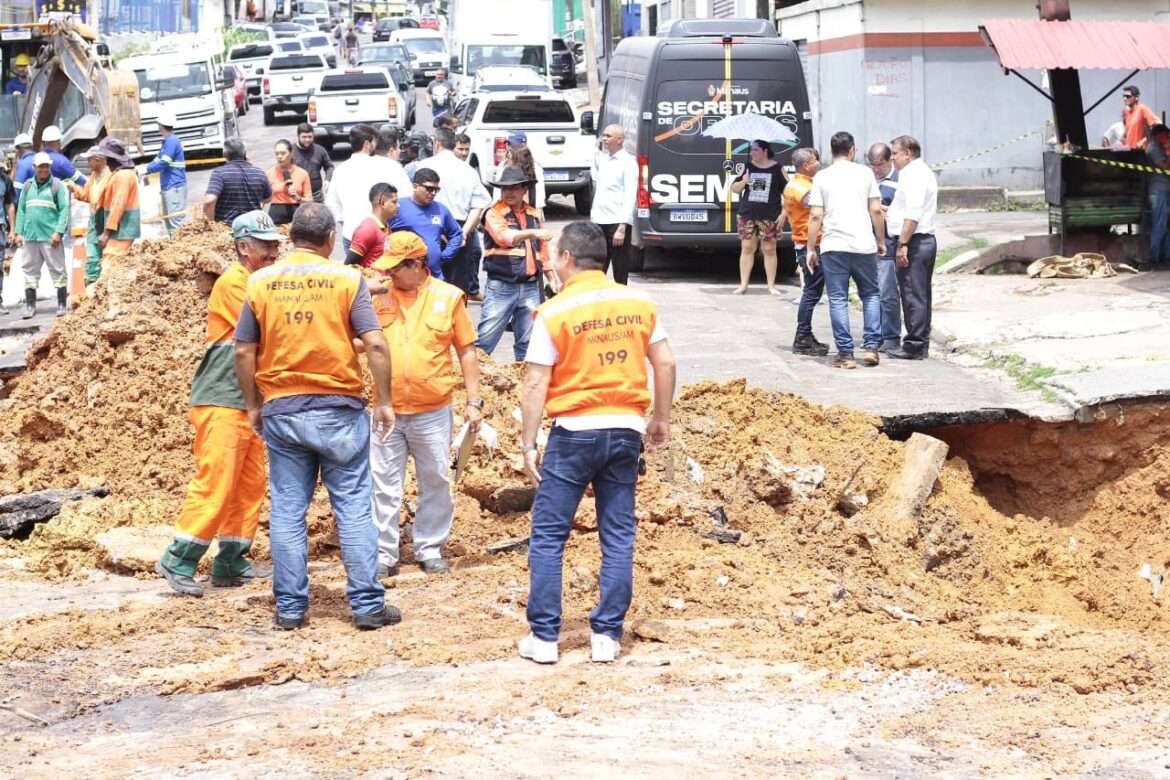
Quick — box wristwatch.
[467,398,484,410]
[523,443,538,453]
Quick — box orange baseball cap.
[371,231,429,272]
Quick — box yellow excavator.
[1,13,140,162]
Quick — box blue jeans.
[820,251,882,354]
[878,237,902,347]
[528,426,642,642]
[466,232,482,295]
[476,277,540,361]
[1150,191,1170,265]
[794,246,824,338]
[262,407,384,618]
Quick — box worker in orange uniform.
[780,147,829,357]
[155,211,281,598]
[234,203,399,631]
[93,137,141,272]
[518,221,677,665]
[364,231,482,578]
[65,146,111,285]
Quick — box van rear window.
[482,100,574,124]
[230,44,273,60]
[270,55,322,71]
[320,73,389,91]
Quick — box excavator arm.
[14,15,141,152]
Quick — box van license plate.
[669,209,707,223]
[544,170,570,182]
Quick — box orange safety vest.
[372,275,472,414]
[536,270,657,419]
[243,249,366,403]
[782,173,815,246]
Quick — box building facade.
[777,0,1170,188]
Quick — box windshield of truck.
[299,0,328,14]
[466,45,547,77]
[277,40,304,52]
[404,38,445,56]
[0,94,26,141]
[134,62,212,102]
[303,35,330,48]
[270,55,323,71]
[320,73,389,91]
[482,99,573,124]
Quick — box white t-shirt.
[526,314,668,433]
[808,159,881,255]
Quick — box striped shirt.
[206,160,272,224]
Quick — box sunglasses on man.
[419,184,441,193]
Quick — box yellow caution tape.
[1067,153,1170,178]
[930,129,1041,171]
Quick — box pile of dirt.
[2,228,1170,702]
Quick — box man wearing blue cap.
[156,210,281,598]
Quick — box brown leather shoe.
[861,349,880,367]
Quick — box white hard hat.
[41,125,62,143]
[156,107,177,128]
[33,152,52,166]
[13,132,32,148]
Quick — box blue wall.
[99,0,200,35]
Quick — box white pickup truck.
[261,52,329,125]
[455,91,593,214]
[308,67,411,148]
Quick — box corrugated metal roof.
[980,19,1170,70]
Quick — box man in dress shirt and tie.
[590,125,639,285]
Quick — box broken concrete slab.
[96,525,215,574]
[0,486,109,539]
[894,434,948,519]
[1040,364,1170,415]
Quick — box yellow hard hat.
[372,232,429,272]
[13,53,31,67]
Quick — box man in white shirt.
[590,124,639,285]
[885,134,939,360]
[417,128,491,293]
[325,124,413,254]
[806,131,886,370]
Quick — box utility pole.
[582,0,601,107]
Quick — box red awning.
[980,19,1170,70]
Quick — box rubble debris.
[632,619,672,643]
[886,433,949,542]
[486,536,530,555]
[96,525,210,574]
[882,605,923,624]
[0,487,109,540]
[685,457,704,484]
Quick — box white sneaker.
[518,633,558,664]
[590,632,620,663]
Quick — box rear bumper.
[412,66,443,85]
[636,227,792,249]
[544,169,590,195]
[315,121,403,142]
[264,95,309,112]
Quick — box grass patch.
[984,353,1059,400]
[937,238,990,269]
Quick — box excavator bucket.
[99,70,142,154]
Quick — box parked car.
[373,16,418,42]
[222,64,249,116]
[298,32,337,67]
[455,90,592,213]
[227,41,276,101]
[419,15,440,31]
[392,29,447,86]
[309,67,411,148]
[235,22,271,39]
[356,43,417,121]
[550,36,576,89]
[291,15,320,31]
[262,52,329,125]
[471,65,550,94]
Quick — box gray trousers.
[22,241,67,290]
[369,406,455,566]
[162,186,188,236]
[895,234,938,355]
[879,236,903,347]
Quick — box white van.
[391,29,449,86]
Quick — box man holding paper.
[364,231,483,578]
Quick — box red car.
[419,15,440,30]
[224,64,249,116]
